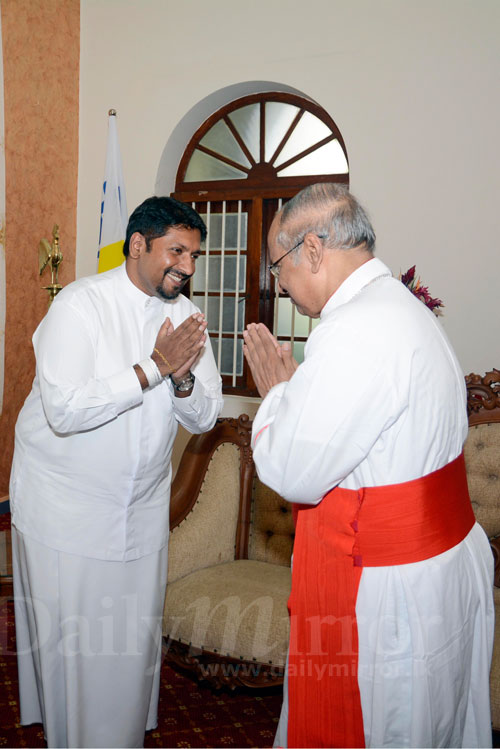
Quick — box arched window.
[172,92,349,397]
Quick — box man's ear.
[303,232,324,274]
[128,232,147,259]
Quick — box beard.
[156,270,190,300]
[156,285,182,300]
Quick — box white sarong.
[12,525,168,748]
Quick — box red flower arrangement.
[399,265,444,315]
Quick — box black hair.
[123,196,207,256]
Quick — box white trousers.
[12,525,168,748]
[275,522,495,748]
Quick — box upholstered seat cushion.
[163,559,291,666]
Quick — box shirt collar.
[320,257,393,319]
[117,262,170,310]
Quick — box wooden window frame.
[172,92,349,397]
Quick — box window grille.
[174,93,348,396]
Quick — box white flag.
[98,111,128,273]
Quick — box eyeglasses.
[268,240,303,279]
[268,234,327,279]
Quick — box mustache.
[163,269,192,282]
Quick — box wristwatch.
[172,371,195,392]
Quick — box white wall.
[78,0,500,380]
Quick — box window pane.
[211,337,244,376]
[228,104,260,162]
[192,256,246,293]
[293,341,306,364]
[200,120,251,169]
[200,212,248,251]
[278,139,348,176]
[274,111,332,167]
[265,102,300,162]
[206,297,245,334]
[185,149,247,181]
[275,297,319,337]
[275,296,292,337]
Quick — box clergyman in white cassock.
[243,183,494,748]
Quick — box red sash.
[287,453,475,748]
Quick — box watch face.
[176,374,194,391]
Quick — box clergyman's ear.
[128,232,146,259]
[303,232,324,274]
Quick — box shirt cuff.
[170,374,204,413]
[106,367,144,412]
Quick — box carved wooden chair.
[464,369,500,731]
[162,415,294,689]
[163,371,500,707]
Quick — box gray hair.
[277,183,376,257]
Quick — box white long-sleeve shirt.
[252,257,468,501]
[10,263,223,561]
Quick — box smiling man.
[243,183,494,749]
[10,196,223,747]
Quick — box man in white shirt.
[243,183,494,748]
[10,196,223,747]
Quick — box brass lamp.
[39,224,63,304]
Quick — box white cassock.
[251,257,494,748]
[10,263,223,748]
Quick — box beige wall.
[77,0,500,381]
[0,0,79,492]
